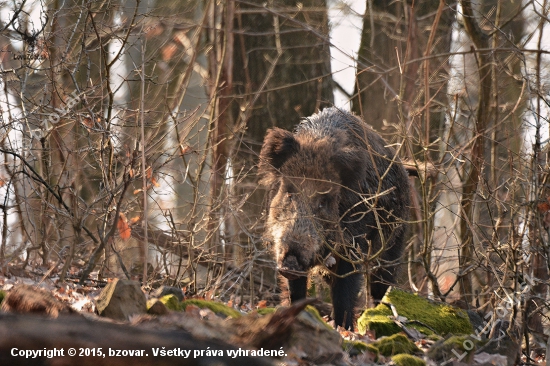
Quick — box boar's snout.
[278,254,308,280]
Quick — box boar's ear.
[332,147,367,188]
[259,128,299,176]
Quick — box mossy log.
[358,288,472,337]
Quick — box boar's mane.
[259,111,371,189]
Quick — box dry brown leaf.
[544,212,550,229]
[338,328,352,338]
[363,329,376,340]
[81,117,93,130]
[538,202,550,213]
[161,43,178,61]
[117,212,131,240]
[185,304,200,318]
[180,145,192,155]
[145,23,164,39]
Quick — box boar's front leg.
[288,276,308,303]
[331,259,363,330]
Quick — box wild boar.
[259,107,410,330]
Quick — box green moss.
[0,290,5,304]
[442,335,473,352]
[257,305,330,330]
[364,343,379,358]
[159,294,182,311]
[304,305,321,319]
[357,308,401,337]
[256,307,276,315]
[303,305,333,330]
[181,299,242,318]
[343,340,379,360]
[147,298,170,315]
[427,333,442,342]
[357,288,472,337]
[392,354,426,366]
[427,335,483,364]
[372,333,420,357]
[257,305,324,319]
[146,298,158,310]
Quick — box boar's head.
[259,127,367,280]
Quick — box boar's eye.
[286,192,294,202]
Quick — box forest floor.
[0,262,544,366]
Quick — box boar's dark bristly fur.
[259,107,410,330]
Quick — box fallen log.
[0,313,274,366]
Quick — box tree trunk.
[207,0,334,295]
[353,0,454,295]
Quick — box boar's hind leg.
[289,277,308,303]
[331,260,363,330]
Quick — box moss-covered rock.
[343,339,379,360]
[159,294,182,311]
[256,307,276,316]
[303,305,333,330]
[358,306,401,337]
[151,286,184,302]
[357,288,472,337]
[392,353,426,366]
[427,334,482,365]
[181,299,242,318]
[256,305,332,329]
[372,333,420,357]
[147,298,170,315]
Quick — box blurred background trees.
[0,0,549,357]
